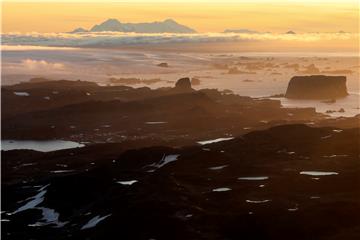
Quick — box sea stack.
[285,75,348,99]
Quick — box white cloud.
[21,59,65,70]
[1,45,77,51]
[1,31,357,48]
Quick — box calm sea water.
[2,47,359,117]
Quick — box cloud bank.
[1,32,357,48]
[21,59,65,70]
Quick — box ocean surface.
[2,46,359,117]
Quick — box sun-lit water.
[2,46,359,117]
[278,93,360,117]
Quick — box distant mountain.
[71,18,196,33]
[69,27,88,33]
[223,29,259,34]
[285,30,296,34]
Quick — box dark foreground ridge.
[2,77,360,239]
[2,78,358,144]
[2,124,360,239]
[285,75,348,99]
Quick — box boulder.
[174,77,192,91]
[285,75,348,99]
[157,62,169,68]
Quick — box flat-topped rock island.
[285,75,348,99]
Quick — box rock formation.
[285,75,348,99]
[174,77,193,91]
[157,62,169,68]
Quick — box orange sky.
[2,2,359,33]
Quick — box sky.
[2,1,359,33]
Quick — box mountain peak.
[90,18,123,32]
[164,19,177,24]
[85,18,196,33]
[104,18,121,24]
[69,27,88,33]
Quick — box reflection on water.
[1,140,85,152]
[279,93,360,117]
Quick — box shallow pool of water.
[1,140,85,152]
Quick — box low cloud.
[1,31,357,48]
[21,59,65,70]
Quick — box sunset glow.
[2,2,360,239]
[2,1,359,33]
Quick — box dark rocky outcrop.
[2,125,360,240]
[157,62,169,68]
[2,77,334,143]
[285,75,348,99]
[174,77,192,91]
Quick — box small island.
[285,75,348,99]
